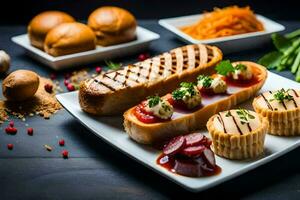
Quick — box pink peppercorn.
[64,79,70,86]
[59,139,65,146]
[67,84,75,91]
[62,150,69,158]
[138,53,150,61]
[27,128,33,136]
[7,144,13,150]
[96,66,102,74]
[9,121,14,127]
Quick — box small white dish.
[56,72,300,192]
[11,26,160,70]
[159,14,285,54]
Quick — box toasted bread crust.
[79,44,223,115]
[124,62,268,144]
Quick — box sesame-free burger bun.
[28,11,75,49]
[88,6,137,46]
[44,22,96,57]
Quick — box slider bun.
[28,11,75,50]
[88,6,137,46]
[44,22,96,57]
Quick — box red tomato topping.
[133,102,162,123]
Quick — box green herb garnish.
[235,64,247,71]
[172,82,196,100]
[147,95,161,108]
[197,75,213,88]
[105,60,122,70]
[270,88,294,103]
[215,60,235,76]
[258,29,300,82]
[236,108,255,124]
[225,111,232,117]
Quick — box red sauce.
[157,153,221,177]
[133,102,169,124]
[225,76,260,88]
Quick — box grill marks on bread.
[88,44,213,93]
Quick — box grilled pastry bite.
[253,88,300,136]
[79,44,223,115]
[124,61,267,144]
[197,75,227,94]
[207,109,268,159]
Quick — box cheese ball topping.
[232,63,253,80]
[197,75,227,94]
[145,96,173,119]
[172,82,202,109]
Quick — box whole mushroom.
[0,50,10,74]
[2,70,40,101]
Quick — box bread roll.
[88,6,137,46]
[44,22,96,57]
[28,11,75,49]
[2,70,39,101]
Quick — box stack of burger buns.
[27,7,137,57]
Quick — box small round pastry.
[28,11,75,49]
[87,6,137,46]
[44,22,96,57]
[0,50,10,74]
[2,70,40,101]
[207,109,268,159]
[253,89,300,136]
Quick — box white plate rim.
[158,14,285,44]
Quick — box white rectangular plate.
[159,14,285,53]
[11,26,160,70]
[56,72,300,192]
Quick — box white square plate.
[159,14,285,53]
[11,26,160,70]
[56,72,300,192]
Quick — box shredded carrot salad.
[181,6,264,40]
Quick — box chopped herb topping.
[236,108,255,124]
[105,60,122,70]
[225,111,232,117]
[197,75,213,88]
[235,64,247,71]
[147,95,161,108]
[215,60,235,76]
[270,88,294,103]
[172,82,197,100]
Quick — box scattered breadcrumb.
[0,77,62,122]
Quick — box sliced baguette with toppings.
[124,61,268,144]
[79,44,222,115]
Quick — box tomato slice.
[133,102,164,124]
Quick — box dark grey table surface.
[0,20,300,200]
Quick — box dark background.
[0,0,299,25]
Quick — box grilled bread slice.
[79,44,222,115]
[124,61,268,144]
